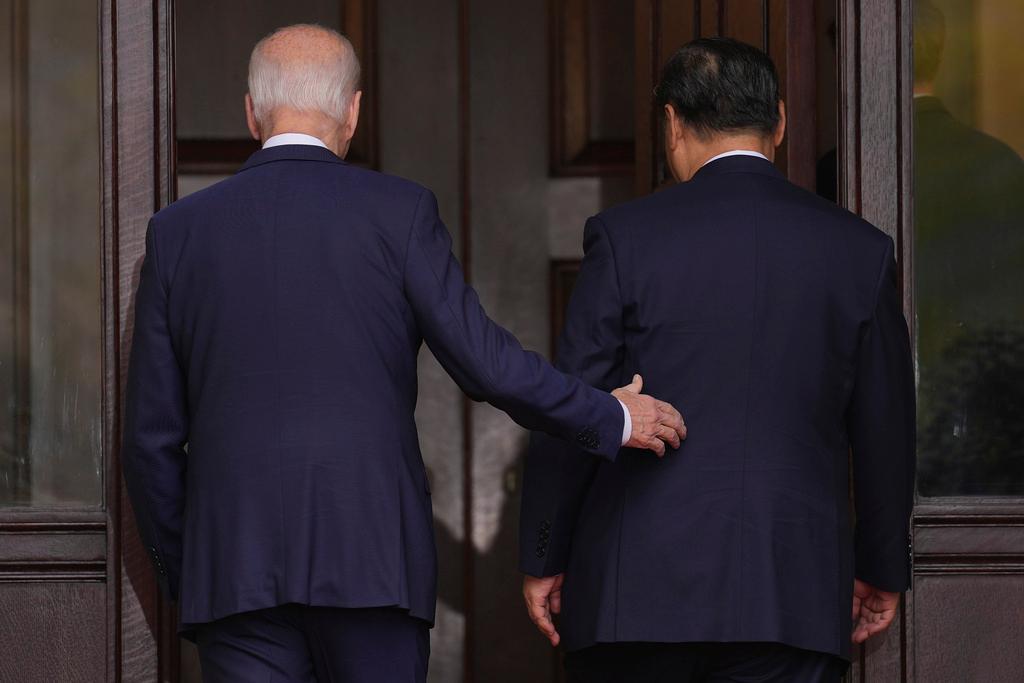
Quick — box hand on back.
[612,374,687,457]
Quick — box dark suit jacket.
[122,144,624,633]
[519,154,915,659]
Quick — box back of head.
[654,37,780,140]
[247,23,360,128]
[914,0,945,85]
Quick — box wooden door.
[843,1,1024,682]
[0,0,177,681]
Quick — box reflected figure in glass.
[914,0,1024,496]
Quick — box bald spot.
[254,24,351,68]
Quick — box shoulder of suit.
[338,165,430,198]
[150,166,430,230]
[592,187,681,233]
[594,177,892,256]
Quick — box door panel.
[0,582,106,683]
[912,575,1024,681]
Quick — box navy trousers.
[195,605,429,683]
[565,642,847,683]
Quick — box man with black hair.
[519,37,915,682]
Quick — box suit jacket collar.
[691,153,783,181]
[238,144,345,173]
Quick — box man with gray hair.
[122,24,685,682]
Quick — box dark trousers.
[195,605,430,683]
[565,642,847,683]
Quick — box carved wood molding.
[0,514,106,581]
[550,0,634,176]
[913,554,1024,574]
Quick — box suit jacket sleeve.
[519,216,625,577]
[403,190,624,459]
[847,238,916,592]
[122,220,188,601]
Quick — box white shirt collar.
[262,133,329,150]
[701,149,770,168]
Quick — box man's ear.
[244,94,261,141]
[344,91,362,142]
[664,104,683,151]
[773,100,787,148]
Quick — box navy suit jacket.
[122,144,624,633]
[519,155,915,659]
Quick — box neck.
[695,135,775,167]
[261,113,348,157]
[675,134,775,181]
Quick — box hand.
[851,579,900,643]
[612,374,687,457]
[523,573,564,647]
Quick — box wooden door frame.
[837,2,912,676]
[106,0,178,679]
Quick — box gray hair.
[247,24,361,125]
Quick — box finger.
[628,374,643,392]
[853,618,872,643]
[550,589,562,614]
[656,424,680,449]
[528,601,554,637]
[648,436,666,457]
[655,400,683,422]
[656,403,687,439]
[525,594,548,623]
[852,596,861,620]
[866,620,889,638]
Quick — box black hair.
[654,37,780,139]
[914,0,945,84]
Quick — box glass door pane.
[0,0,102,506]
[914,0,1024,496]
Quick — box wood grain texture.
[913,575,1024,683]
[0,583,106,683]
[112,0,175,680]
[779,0,815,190]
[633,0,656,196]
[100,0,120,679]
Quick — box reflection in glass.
[0,0,102,506]
[914,0,1024,496]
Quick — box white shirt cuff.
[617,399,632,446]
